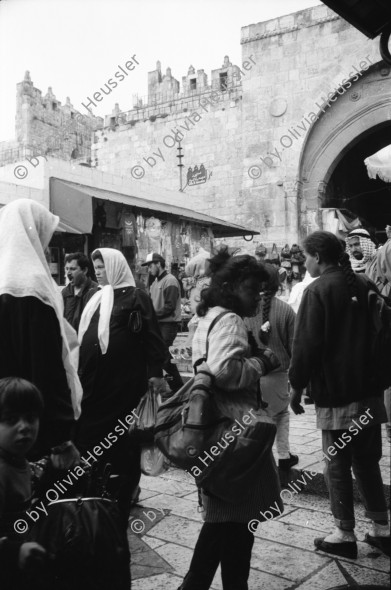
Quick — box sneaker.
[278,453,299,470]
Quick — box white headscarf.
[0,198,83,419]
[288,271,317,313]
[346,229,376,273]
[78,248,136,354]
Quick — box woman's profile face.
[93,258,109,286]
[235,277,262,317]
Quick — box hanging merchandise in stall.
[145,216,162,253]
[92,199,121,251]
[136,213,149,262]
[118,207,138,267]
[118,208,137,248]
[161,221,173,263]
[171,222,183,263]
[180,222,190,259]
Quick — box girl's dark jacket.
[288,266,383,407]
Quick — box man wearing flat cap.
[142,253,184,393]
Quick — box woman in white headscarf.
[0,199,81,468]
[76,248,166,521]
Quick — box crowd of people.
[0,198,390,590]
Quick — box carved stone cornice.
[302,97,391,181]
[241,15,340,45]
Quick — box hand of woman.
[51,441,80,469]
[254,347,281,374]
[19,542,47,571]
[290,389,305,415]
[148,377,168,395]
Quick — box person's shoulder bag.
[154,311,277,503]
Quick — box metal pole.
[177,141,184,191]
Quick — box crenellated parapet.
[104,56,243,128]
[0,71,104,167]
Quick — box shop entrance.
[298,60,391,241]
[322,122,391,242]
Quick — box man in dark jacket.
[62,252,98,331]
[289,231,390,559]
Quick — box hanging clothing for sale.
[118,208,137,248]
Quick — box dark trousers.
[322,424,388,530]
[180,523,255,590]
[159,321,184,392]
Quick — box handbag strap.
[193,311,231,373]
[205,311,232,360]
[193,310,264,410]
[127,287,142,334]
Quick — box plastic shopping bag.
[129,386,167,476]
[129,385,159,440]
[140,445,166,476]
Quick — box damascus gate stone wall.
[3,4,389,251]
[93,4,387,250]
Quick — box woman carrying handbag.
[178,249,282,590]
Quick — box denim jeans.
[180,523,255,590]
[322,425,388,530]
[159,321,184,392]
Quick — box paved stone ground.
[128,408,390,589]
[281,405,390,503]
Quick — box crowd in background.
[0,198,390,590]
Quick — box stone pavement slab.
[128,469,390,589]
[280,405,390,503]
[127,404,390,588]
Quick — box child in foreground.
[0,377,47,589]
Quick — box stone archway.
[297,60,391,240]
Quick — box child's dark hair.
[302,231,358,302]
[0,377,44,420]
[197,247,268,316]
[262,264,280,324]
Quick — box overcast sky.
[0,0,322,142]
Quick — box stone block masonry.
[129,62,256,181]
[92,7,383,247]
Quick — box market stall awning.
[50,178,259,238]
[0,200,84,234]
[364,145,391,183]
[57,220,84,234]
